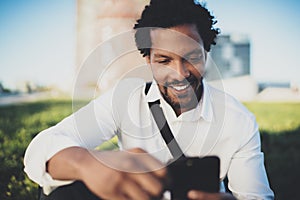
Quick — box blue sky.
[0,0,76,90]
[0,0,300,90]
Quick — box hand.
[79,148,166,200]
[187,190,236,200]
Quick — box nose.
[172,60,190,80]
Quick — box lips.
[170,83,190,91]
[167,79,197,97]
[167,76,196,91]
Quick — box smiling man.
[24,0,274,200]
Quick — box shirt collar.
[144,79,161,102]
[145,79,213,122]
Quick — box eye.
[187,55,203,64]
[157,58,171,64]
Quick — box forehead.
[150,24,204,56]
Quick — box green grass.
[0,100,73,200]
[244,102,300,200]
[0,100,299,199]
[244,102,300,132]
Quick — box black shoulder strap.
[145,82,185,159]
[145,82,152,95]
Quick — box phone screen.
[166,156,220,200]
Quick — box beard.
[160,76,203,111]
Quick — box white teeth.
[172,84,189,91]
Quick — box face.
[146,24,206,115]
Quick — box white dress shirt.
[24,78,274,199]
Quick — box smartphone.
[166,156,220,200]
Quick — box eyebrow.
[153,48,203,59]
[184,48,203,57]
[152,53,172,59]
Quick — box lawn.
[244,102,300,200]
[0,100,299,199]
[244,102,300,132]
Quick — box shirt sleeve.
[23,89,118,192]
[227,114,274,200]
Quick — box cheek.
[190,63,205,77]
[150,64,170,82]
[199,64,205,76]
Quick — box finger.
[128,172,164,197]
[188,190,205,199]
[110,192,131,200]
[127,148,167,177]
[121,177,150,200]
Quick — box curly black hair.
[134,0,220,57]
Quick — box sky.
[0,0,300,91]
[0,0,76,90]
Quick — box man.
[24,0,274,199]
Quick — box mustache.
[165,75,199,87]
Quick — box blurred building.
[75,0,150,98]
[205,34,256,101]
[208,34,251,79]
[0,82,4,93]
[76,0,148,67]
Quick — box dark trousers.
[39,181,163,200]
[39,181,101,200]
